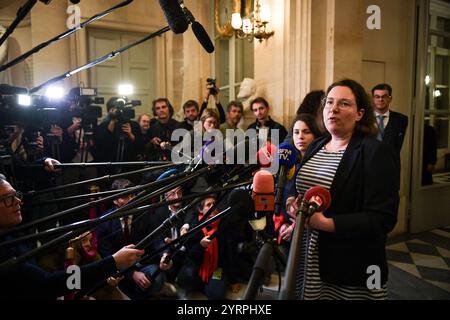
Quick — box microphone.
[179,0,215,53]
[256,142,277,168]
[303,186,332,216]
[158,0,189,34]
[274,142,298,216]
[250,169,274,231]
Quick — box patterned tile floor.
[386,226,450,298]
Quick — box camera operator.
[199,78,225,125]
[93,97,143,163]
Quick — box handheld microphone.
[256,142,277,168]
[158,0,189,34]
[250,169,274,231]
[303,186,332,216]
[274,142,298,216]
[179,0,215,53]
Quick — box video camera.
[107,96,141,124]
[0,91,60,157]
[67,87,103,124]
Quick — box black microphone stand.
[0,0,134,72]
[0,166,190,238]
[0,180,251,249]
[278,198,310,300]
[0,0,38,47]
[24,162,179,197]
[242,228,286,300]
[0,166,211,271]
[75,204,235,299]
[75,171,248,298]
[29,26,170,94]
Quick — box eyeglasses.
[322,98,356,109]
[0,191,23,207]
[373,94,391,100]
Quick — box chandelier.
[215,0,274,43]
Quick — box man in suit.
[371,83,408,155]
[96,179,167,300]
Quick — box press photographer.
[94,96,143,163]
[58,87,103,163]
[199,78,225,125]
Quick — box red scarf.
[198,215,220,283]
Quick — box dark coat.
[0,240,117,300]
[299,133,400,286]
[381,111,408,155]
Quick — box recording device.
[108,96,141,125]
[67,87,103,120]
[250,169,275,231]
[303,186,332,216]
[179,0,215,53]
[206,78,219,96]
[0,90,60,157]
[274,142,297,216]
[158,0,189,34]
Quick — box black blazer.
[96,209,158,262]
[382,111,408,155]
[299,133,400,286]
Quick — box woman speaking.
[286,79,399,300]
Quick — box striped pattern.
[294,147,388,300]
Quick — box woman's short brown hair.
[323,79,377,137]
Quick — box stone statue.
[237,78,258,113]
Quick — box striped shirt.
[294,147,387,300]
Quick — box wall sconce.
[215,0,275,43]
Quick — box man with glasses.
[371,83,408,155]
[0,174,145,300]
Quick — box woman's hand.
[306,212,335,232]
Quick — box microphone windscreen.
[252,169,274,194]
[277,142,298,168]
[257,142,277,167]
[304,186,331,211]
[191,21,215,53]
[159,0,189,34]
